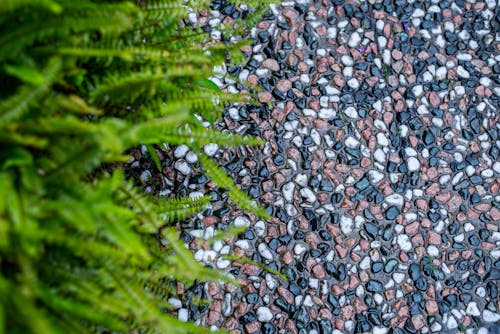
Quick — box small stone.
[483,310,500,322]
[412,315,425,330]
[426,301,438,315]
[294,243,307,255]
[341,55,354,66]
[366,280,383,293]
[178,308,188,322]
[344,106,358,118]
[386,194,404,207]
[168,298,182,309]
[447,316,458,329]
[262,59,280,71]
[345,136,360,148]
[457,65,470,78]
[174,145,189,158]
[204,143,219,157]
[282,182,295,202]
[175,160,191,175]
[340,216,354,235]
[373,149,386,163]
[368,170,384,184]
[258,243,273,261]
[373,327,388,334]
[348,32,362,48]
[318,108,335,119]
[397,234,412,251]
[407,157,421,172]
[234,216,250,228]
[466,302,480,316]
[257,307,273,322]
[385,206,400,220]
[347,78,360,89]
[312,264,326,279]
[300,187,316,203]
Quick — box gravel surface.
[128,0,500,333]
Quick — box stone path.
[131,0,500,333]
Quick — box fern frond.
[206,224,247,246]
[157,195,211,224]
[0,0,61,14]
[223,254,288,281]
[198,153,270,219]
[125,112,190,147]
[90,66,204,106]
[128,120,265,148]
[160,228,239,286]
[0,57,61,127]
[0,4,137,62]
[52,94,102,116]
[40,46,162,62]
[39,288,126,333]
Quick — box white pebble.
[427,245,439,257]
[348,32,362,48]
[185,151,197,163]
[168,298,182,309]
[345,136,360,148]
[234,216,251,227]
[258,243,273,261]
[175,160,191,175]
[397,234,412,251]
[318,108,335,119]
[340,216,354,235]
[178,308,188,322]
[347,78,360,89]
[368,170,384,184]
[256,307,273,322]
[476,286,486,298]
[344,106,358,118]
[407,157,421,172]
[294,243,307,255]
[446,316,458,329]
[457,65,470,78]
[300,187,316,203]
[466,302,480,316]
[204,143,219,157]
[282,182,295,202]
[386,194,404,207]
[341,55,354,66]
[174,145,189,158]
[373,149,386,163]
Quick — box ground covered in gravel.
[128,0,499,333]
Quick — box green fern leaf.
[156,195,211,224]
[0,0,62,14]
[0,57,61,126]
[135,125,264,148]
[198,153,270,219]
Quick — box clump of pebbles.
[127,0,500,333]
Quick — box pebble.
[300,187,316,203]
[256,307,273,322]
[282,182,295,202]
[397,235,412,252]
[407,157,421,172]
[483,310,500,322]
[385,194,404,207]
[258,243,273,261]
[175,160,191,175]
[178,308,188,322]
[344,106,358,119]
[340,216,354,235]
[204,143,219,157]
